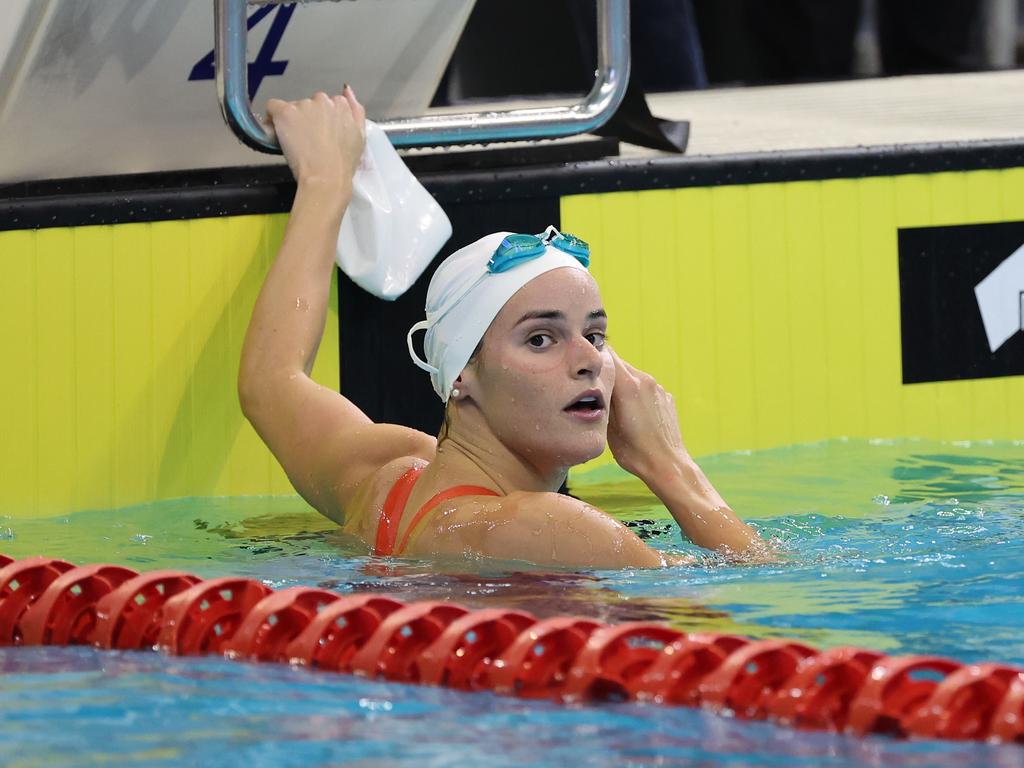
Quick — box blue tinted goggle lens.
[551,232,590,266]
[488,234,547,273]
[487,230,590,273]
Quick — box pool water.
[2,439,1023,766]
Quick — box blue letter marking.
[189,4,296,100]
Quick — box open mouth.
[564,391,606,413]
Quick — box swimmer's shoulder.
[300,423,436,526]
[411,489,668,569]
[339,451,433,540]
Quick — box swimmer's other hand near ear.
[606,348,772,562]
[606,347,689,479]
[264,86,366,189]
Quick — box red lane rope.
[1,554,1022,744]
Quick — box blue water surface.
[1,439,1023,767]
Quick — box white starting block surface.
[0,0,473,183]
[2,1,1022,184]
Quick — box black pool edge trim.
[2,138,1024,231]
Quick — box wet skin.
[238,88,770,569]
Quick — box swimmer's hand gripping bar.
[215,0,631,153]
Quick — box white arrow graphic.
[975,242,1024,353]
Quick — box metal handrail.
[215,0,631,153]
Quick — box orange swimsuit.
[373,466,499,557]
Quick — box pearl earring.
[451,388,461,398]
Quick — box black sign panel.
[898,221,1024,384]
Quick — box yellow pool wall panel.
[0,214,340,519]
[563,168,1024,469]
[3,165,1023,518]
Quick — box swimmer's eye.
[527,333,555,349]
[586,332,607,349]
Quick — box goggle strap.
[539,225,560,242]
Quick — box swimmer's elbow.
[237,375,257,420]
[237,364,279,425]
[237,360,263,419]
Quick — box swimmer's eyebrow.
[514,309,607,326]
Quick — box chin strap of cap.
[406,320,438,375]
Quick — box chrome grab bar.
[215,0,630,153]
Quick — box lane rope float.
[1,554,1022,743]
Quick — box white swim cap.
[407,226,590,402]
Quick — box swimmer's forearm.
[239,179,350,403]
[644,452,767,558]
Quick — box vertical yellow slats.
[891,174,938,439]
[562,195,602,282]
[927,172,972,440]
[673,187,720,456]
[112,223,154,507]
[636,190,680,386]
[964,170,1001,223]
[151,220,193,500]
[857,176,903,439]
[999,167,1024,219]
[34,228,78,516]
[747,184,792,449]
[601,193,644,361]
[75,226,117,510]
[929,171,970,226]
[934,379,974,443]
[711,185,755,451]
[784,182,829,444]
[1,212,351,518]
[187,218,230,496]
[820,180,866,439]
[0,231,39,513]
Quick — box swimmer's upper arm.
[422,492,668,569]
[239,372,435,523]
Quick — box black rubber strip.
[2,139,1024,231]
[0,166,297,231]
[418,139,1024,203]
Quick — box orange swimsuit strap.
[374,466,499,557]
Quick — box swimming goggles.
[487,226,590,273]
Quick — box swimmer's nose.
[570,335,603,379]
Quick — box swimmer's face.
[466,267,614,469]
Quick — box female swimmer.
[238,88,770,569]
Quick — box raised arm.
[238,89,434,523]
[607,351,771,560]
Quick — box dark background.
[338,197,562,434]
[898,220,1024,384]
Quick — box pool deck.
[418,69,1024,160]
[639,69,1024,157]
